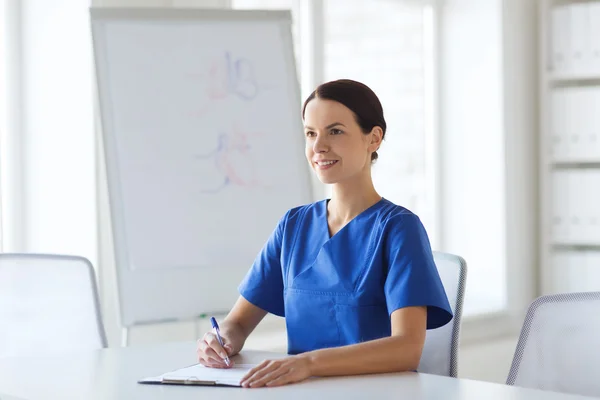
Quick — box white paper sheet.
[140,363,256,387]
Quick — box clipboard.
[138,363,256,387]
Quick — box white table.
[0,341,596,400]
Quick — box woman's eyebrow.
[304,122,346,130]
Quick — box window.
[438,0,508,319]
[7,0,97,265]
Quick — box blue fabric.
[238,198,453,355]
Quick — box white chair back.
[0,254,107,357]
[417,252,467,377]
[507,292,600,397]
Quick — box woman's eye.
[330,129,343,135]
[305,131,316,137]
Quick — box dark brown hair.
[302,79,387,162]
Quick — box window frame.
[0,0,25,253]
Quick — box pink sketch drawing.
[186,51,265,118]
[195,124,269,193]
[207,51,260,101]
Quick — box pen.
[210,317,231,366]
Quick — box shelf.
[550,0,600,6]
[549,161,600,168]
[539,0,600,295]
[552,244,600,251]
[547,71,600,85]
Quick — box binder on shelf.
[568,87,585,161]
[592,88,600,160]
[581,87,598,161]
[567,171,585,244]
[571,251,590,292]
[573,87,599,161]
[544,1,600,299]
[551,170,570,244]
[551,4,571,73]
[568,3,590,74]
[588,170,600,244]
[564,87,576,161]
[590,2,600,72]
[585,251,600,291]
[550,88,568,161]
[579,87,592,161]
[551,249,589,293]
[580,170,591,243]
[551,249,571,293]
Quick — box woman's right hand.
[197,330,236,368]
[196,297,268,368]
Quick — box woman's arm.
[305,306,426,375]
[240,306,427,388]
[221,296,268,354]
[197,296,267,368]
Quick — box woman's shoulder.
[376,198,427,233]
[287,199,324,214]
[377,198,418,220]
[278,200,326,227]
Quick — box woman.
[196,79,452,388]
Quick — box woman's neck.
[327,177,381,224]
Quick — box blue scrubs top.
[238,198,453,355]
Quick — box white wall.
[7,0,97,266]
[459,335,518,383]
[500,0,539,319]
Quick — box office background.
[0,0,597,384]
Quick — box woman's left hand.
[240,355,312,388]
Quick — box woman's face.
[303,98,381,185]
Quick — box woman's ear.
[369,126,384,152]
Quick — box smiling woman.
[196,79,453,388]
[302,81,387,194]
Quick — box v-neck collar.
[322,197,386,241]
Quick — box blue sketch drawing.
[208,51,260,101]
[195,125,268,193]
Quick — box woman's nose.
[313,134,329,153]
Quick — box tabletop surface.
[0,341,597,400]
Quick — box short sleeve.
[237,211,288,317]
[384,215,453,329]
